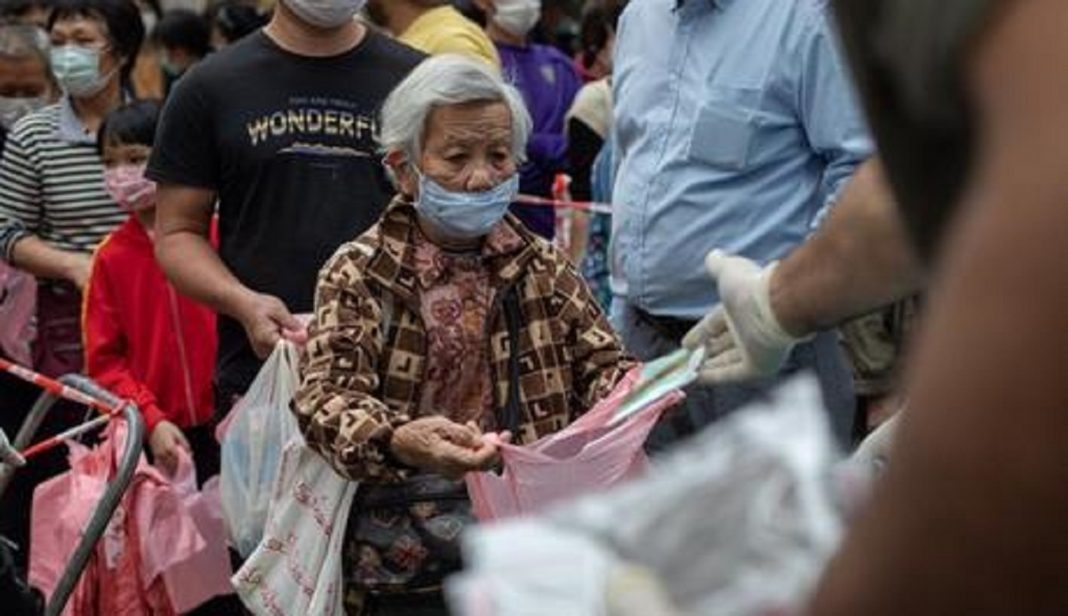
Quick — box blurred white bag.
[219,340,301,557]
[449,375,849,616]
[233,437,356,616]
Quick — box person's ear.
[384,150,417,197]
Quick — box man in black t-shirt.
[148,0,424,404]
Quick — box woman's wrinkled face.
[400,101,517,196]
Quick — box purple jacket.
[497,41,582,239]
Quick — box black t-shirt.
[147,30,424,398]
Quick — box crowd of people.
[0,0,1066,614]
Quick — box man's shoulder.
[775,0,832,30]
[170,33,268,96]
[363,29,428,74]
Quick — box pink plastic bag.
[30,423,233,615]
[29,439,104,603]
[151,452,234,613]
[466,369,684,521]
[0,260,36,364]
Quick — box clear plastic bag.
[218,340,300,557]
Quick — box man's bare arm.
[155,184,304,358]
[770,159,924,336]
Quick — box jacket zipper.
[166,285,198,428]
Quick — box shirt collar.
[56,95,96,145]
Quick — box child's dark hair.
[152,9,211,58]
[96,99,162,156]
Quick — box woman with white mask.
[0,0,145,378]
[470,0,582,241]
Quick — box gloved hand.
[0,428,25,467]
[682,250,808,384]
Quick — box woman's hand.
[390,417,509,479]
[149,420,191,474]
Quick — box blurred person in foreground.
[814,0,1068,611]
[672,0,1068,611]
[293,55,633,615]
[365,0,499,68]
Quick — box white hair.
[378,54,532,163]
[0,24,50,67]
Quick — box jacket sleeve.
[82,249,168,435]
[552,252,637,414]
[291,246,412,483]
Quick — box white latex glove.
[851,414,899,476]
[682,250,807,384]
[0,428,25,467]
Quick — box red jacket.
[83,217,217,435]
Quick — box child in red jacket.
[83,100,219,479]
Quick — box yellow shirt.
[398,5,501,70]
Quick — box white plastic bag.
[219,340,301,557]
[449,375,849,616]
[233,437,356,616]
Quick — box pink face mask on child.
[104,164,157,212]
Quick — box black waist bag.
[344,288,524,595]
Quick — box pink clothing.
[30,423,232,615]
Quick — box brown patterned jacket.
[292,198,635,482]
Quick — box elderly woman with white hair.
[292,54,634,615]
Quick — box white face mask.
[493,0,542,37]
[0,96,47,130]
[284,0,366,29]
[141,10,158,35]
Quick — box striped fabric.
[0,101,123,262]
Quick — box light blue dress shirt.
[610,0,873,318]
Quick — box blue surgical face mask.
[414,171,519,239]
[50,45,114,98]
